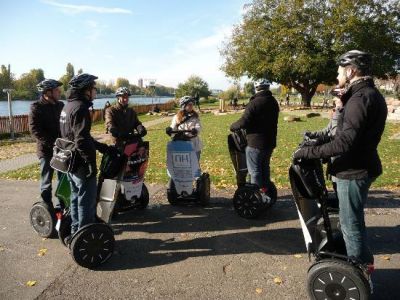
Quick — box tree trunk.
[300,91,313,107]
[289,80,318,108]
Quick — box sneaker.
[260,192,271,204]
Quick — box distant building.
[210,89,223,96]
[138,78,143,89]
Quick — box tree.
[77,68,83,75]
[13,68,45,99]
[175,75,211,98]
[243,81,255,97]
[0,64,13,99]
[221,0,400,106]
[115,78,130,88]
[59,63,75,91]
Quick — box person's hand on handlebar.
[166,127,172,136]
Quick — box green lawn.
[1,113,399,190]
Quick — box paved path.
[0,180,399,299]
[0,117,172,174]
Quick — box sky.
[0,0,249,90]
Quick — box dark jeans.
[245,146,273,189]
[39,157,61,208]
[67,168,97,234]
[336,177,374,264]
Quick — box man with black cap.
[294,50,388,265]
[60,73,113,237]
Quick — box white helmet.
[254,79,271,91]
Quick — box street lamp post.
[2,88,15,140]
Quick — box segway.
[166,130,210,206]
[228,129,277,219]
[111,137,150,214]
[290,148,373,299]
[30,201,57,238]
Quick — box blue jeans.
[67,168,97,234]
[39,157,62,208]
[245,146,273,189]
[336,177,374,264]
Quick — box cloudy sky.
[0,0,248,89]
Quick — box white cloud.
[41,0,133,15]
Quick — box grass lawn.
[1,112,399,190]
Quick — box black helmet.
[337,50,372,73]
[68,73,98,90]
[37,79,63,92]
[115,87,131,97]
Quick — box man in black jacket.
[29,79,64,210]
[294,50,388,264]
[230,79,279,202]
[60,73,111,236]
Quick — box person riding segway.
[165,96,210,206]
[29,79,65,238]
[55,73,117,268]
[105,86,149,212]
[229,79,279,218]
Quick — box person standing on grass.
[294,50,388,265]
[230,79,279,203]
[29,79,64,211]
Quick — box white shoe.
[260,192,271,204]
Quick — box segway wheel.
[307,259,370,300]
[197,173,210,206]
[70,223,114,269]
[29,201,56,238]
[167,179,179,205]
[58,213,72,247]
[233,186,263,219]
[136,183,149,210]
[265,182,278,209]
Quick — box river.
[0,96,173,116]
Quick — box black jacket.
[60,89,108,172]
[300,78,387,179]
[230,90,279,149]
[29,97,64,158]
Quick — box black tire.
[198,173,210,206]
[233,186,263,219]
[58,213,72,247]
[307,259,371,300]
[70,223,114,269]
[29,201,56,238]
[167,179,179,205]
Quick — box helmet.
[337,50,371,72]
[37,79,63,92]
[179,96,194,108]
[115,87,131,97]
[68,73,98,90]
[254,79,271,91]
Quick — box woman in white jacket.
[167,96,203,161]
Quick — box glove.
[86,161,97,178]
[293,147,308,161]
[166,127,172,136]
[106,145,120,156]
[191,128,198,135]
[137,125,147,137]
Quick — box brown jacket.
[105,102,142,144]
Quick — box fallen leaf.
[37,248,48,256]
[42,238,47,241]
[294,254,302,258]
[382,255,391,261]
[255,288,263,294]
[26,281,37,287]
[223,263,232,275]
[274,277,283,285]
